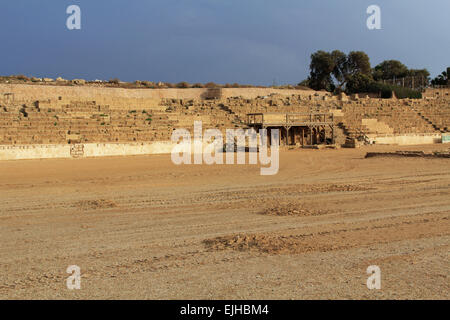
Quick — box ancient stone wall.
[423,88,450,99]
[1,85,449,160]
[366,133,442,145]
[0,84,318,105]
[0,140,222,161]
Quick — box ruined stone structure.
[0,84,449,160]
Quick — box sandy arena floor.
[0,144,449,299]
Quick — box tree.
[334,51,371,90]
[304,51,428,95]
[408,69,430,78]
[373,60,409,80]
[330,50,348,89]
[345,73,373,94]
[431,67,449,86]
[308,51,336,91]
[347,51,371,76]
[407,69,430,86]
[307,50,371,91]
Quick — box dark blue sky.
[1,0,448,85]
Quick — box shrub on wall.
[176,81,191,88]
[391,86,422,99]
[204,82,220,88]
[346,74,422,99]
[141,81,155,88]
[367,82,422,99]
[15,74,30,81]
[205,82,218,89]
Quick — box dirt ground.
[0,144,449,299]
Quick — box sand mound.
[203,233,332,254]
[365,150,450,159]
[259,202,330,216]
[316,184,373,192]
[73,199,118,210]
[203,212,448,255]
[203,234,284,253]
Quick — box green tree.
[345,73,374,94]
[336,51,372,90]
[347,51,371,76]
[330,50,348,89]
[373,60,409,80]
[431,68,449,86]
[308,51,335,91]
[408,69,430,79]
[307,50,371,91]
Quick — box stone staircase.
[410,103,449,133]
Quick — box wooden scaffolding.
[246,112,335,146]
